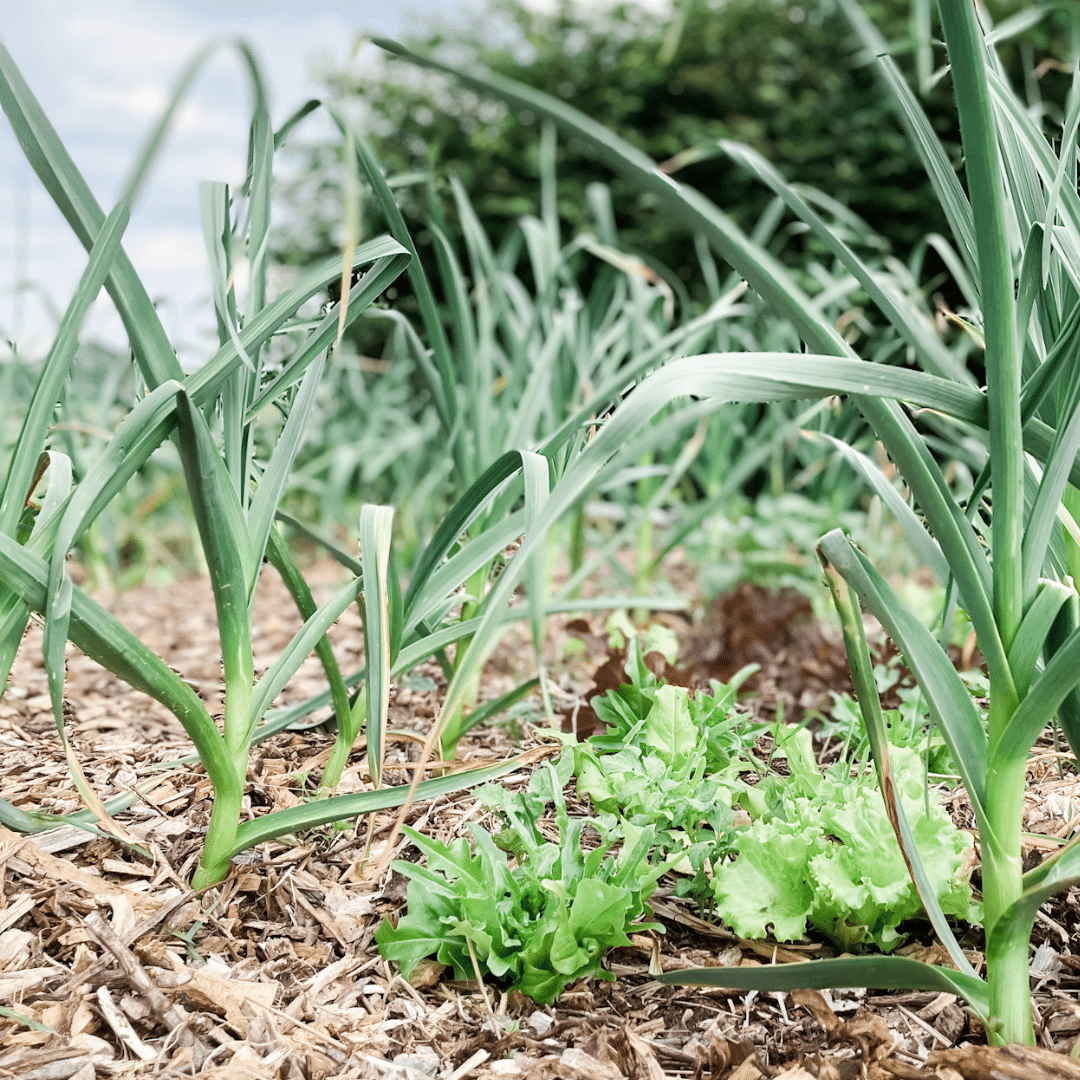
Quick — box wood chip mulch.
[1,561,1079,1079]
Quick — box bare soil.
[1,559,1078,1080]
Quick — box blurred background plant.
[277,0,1071,286]
[6,0,1072,593]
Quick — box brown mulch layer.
[1,562,1079,1078]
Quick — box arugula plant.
[375,757,670,1005]
[374,0,1080,1041]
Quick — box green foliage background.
[279,0,1070,294]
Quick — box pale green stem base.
[192,774,243,889]
[984,755,1032,1044]
[321,693,367,792]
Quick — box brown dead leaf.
[407,957,447,990]
[791,988,844,1036]
[555,1047,626,1080]
[728,1054,764,1080]
[0,829,160,916]
[180,969,279,1035]
[921,1044,1080,1080]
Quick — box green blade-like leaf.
[433,352,1007,752]
[43,572,73,734]
[807,432,948,582]
[326,105,457,436]
[1022,390,1080,597]
[243,244,410,420]
[371,36,851,361]
[1040,69,1080,287]
[1019,294,1080,430]
[521,451,550,658]
[0,40,214,388]
[32,452,72,537]
[991,623,1080,772]
[939,0,1023,645]
[248,574,363,728]
[263,527,353,734]
[200,181,253,373]
[0,199,129,536]
[986,874,1080,981]
[359,505,395,787]
[0,532,229,786]
[32,382,183,590]
[273,512,363,576]
[1006,579,1072,698]
[720,139,971,385]
[836,0,977,279]
[659,957,988,1021]
[237,40,272,321]
[455,678,541,740]
[247,351,327,584]
[229,755,530,855]
[1022,826,1080,892]
[250,608,528,744]
[27,244,401,589]
[273,98,320,150]
[403,451,527,619]
[820,551,976,977]
[816,530,990,838]
[174,389,255,755]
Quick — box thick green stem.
[321,692,366,791]
[192,760,245,889]
[936,1,1028,1039]
[222,655,254,760]
[197,660,253,888]
[983,752,1031,1043]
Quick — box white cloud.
[0,0,525,363]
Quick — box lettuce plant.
[572,635,976,947]
[714,730,977,952]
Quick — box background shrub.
[278,0,1071,295]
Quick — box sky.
[0,0,482,367]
